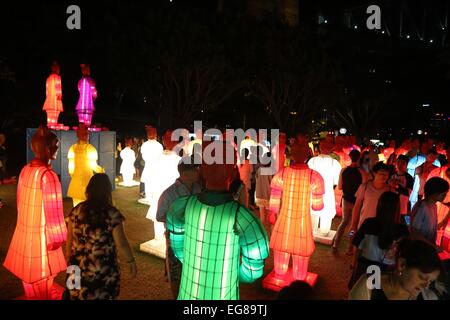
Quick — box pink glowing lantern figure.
[263,143,324,291]
[427,165,450,248]
[139,126,164,205]
[141,130,181,258]
[3,127,67,300]
[307,140,341,242]
[42,61,64,129]
[75,64,97,127]
[271,132,287,173]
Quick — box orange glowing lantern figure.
[67,124,104,207]
[141,130,181,258]
[263,143,324,291]
[42,61,64,128]
[76,64,97,126]
[139,126,164,205]
[383,140,396,161]
[427,165,450,247]
[3,126,67,300]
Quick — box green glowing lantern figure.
[166,141,269,300]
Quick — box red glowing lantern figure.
[75,64,97,126]
[3,127,67,300]
[263,143,324,291]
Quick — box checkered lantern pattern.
[167,195,269,300]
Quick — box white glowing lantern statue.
[138,126,163,205]
[119,139,139,187]
[140,131,181,258]
[307,153,341,244]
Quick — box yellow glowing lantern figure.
[141,130,181,258]
[67,124,104,207]
[139,126,164,205]
[119,138,139,187]
[427,165,450,247]
[307,140,341,242]
[43,61,64,128]
[264,143,325,291]
[3,126,67,300]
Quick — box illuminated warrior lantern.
[264,142,325,291]
[141,130,181,258]
[76,64,97,126]
[3,126,67,300]
[166,141,269,300]
[307,140,341,243]
[119,138,139,187]
[43,61,65,129]
[139,125,163,205]
[67,124,105,207]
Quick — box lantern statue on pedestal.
[140,130,181,258]
[307,140,341,244]
[119,138,139,187]
[76,64,97,127]
[3,126,67,300]
[138,125,164,205]
[43,61,65,130]
[263,142,325,291]
[166,141,269,300]
[67,124,105,207]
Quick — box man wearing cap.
[156,155,202,299]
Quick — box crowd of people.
[2,126,450,300]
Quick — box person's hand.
[268,212,277,225]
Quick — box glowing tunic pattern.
[167,193,269,300]
[269,165,325,256]
[3,161,67,283]
[67,143,103,201]
[76,77,97,126]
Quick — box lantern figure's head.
[200,140,237,191]
[51,61,60,75]
[0,133,5,146]
[290,142,311,164]
[80,63,91,77]
[162,130,178,151]
[319,139,334,155]
[335,136,346,150]
[279,132,286,144]
[125,137,133,148]
[31,126,59,161]
[76,124,89,142]
[145,125,157,140]
[411,138,420,151]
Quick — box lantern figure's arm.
[166,196,190,263]
[68,147,75,176]
[55,77,62,100]
[311,170,325,211]
[41,169,67,250]
[88,147,104,173]
[91,79,97,100]
[236,207,269,283]
[268,172,283,224]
